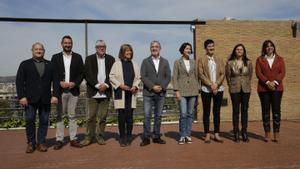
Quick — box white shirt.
[183,59,190,72]
[265,54,279,85]
[265,54,275,68]
[152,56,160,73]
[93,54,108,98]
[63,52,72,83]
[201,56,224,93]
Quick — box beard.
[63,46,72,53]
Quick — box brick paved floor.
[1,121,300,169]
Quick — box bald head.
[31,42,45,60]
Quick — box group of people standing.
[16,35,285,153]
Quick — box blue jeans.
[179,96,196,137]
[25,102,50,145]
[143,95,166,139]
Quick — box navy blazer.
[16,58,60,104]
[51,52,84,96]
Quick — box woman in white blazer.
[109,44,141,147]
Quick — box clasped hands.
[120,84,138,94]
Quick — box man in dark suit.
[140,40,171,146]
[80,40,115,146]
[51,35,84,150]
[16,42,60,153]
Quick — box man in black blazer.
[51,35,84,150]
[140,40,171,146]
[80,40,115,146]
[16,42,60,153]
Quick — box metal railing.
[0,89,180,122]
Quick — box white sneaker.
[185,136,192,144]
[178,137,185,145]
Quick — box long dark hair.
[261,40,277,57]
[228,44,249,66]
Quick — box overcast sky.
[0,0,300,76]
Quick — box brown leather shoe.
[53,141,64,150]
[273,132,280,143]
[37,144,48,152]
[26,143,35,153]
[204,133,211,144]
[96,137,106,145]
[264,132,271,142]
[70,140,83,148]
[80,139,91,146]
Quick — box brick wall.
[195,20,300,121]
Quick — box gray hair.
[150,40,161,49]
[31,42,45,51]
[95,40,106,47]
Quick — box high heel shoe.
[273,132,279,143]
[242,131,249,142]
[214,133,224,143]
[234,131,240,143]
[264,132,271,142]
[204,133,211,144]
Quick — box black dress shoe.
[53,141,64,150]
[242,132,250,142]
[126,136,132,146]
[140,138,150,147]
[119,138,127,147]
[152,137,166,144]
[234,132,240,143]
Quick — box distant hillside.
[0,76,15,83]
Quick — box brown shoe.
[214,133,224,143]
[273,132,280,143]
[70,140,83,148]
[204,133,211,144]
[96,137,106,145]
[37,144,48,152]
[80,139,91,146]
[26,143,35,153]
[53,141,64,150]
[264,132,271,142]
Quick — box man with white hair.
[80,40,115,146]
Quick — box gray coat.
[141,56,171,96]
[172,58,200,97]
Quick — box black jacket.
[51,52,84,96]
[84,54,115,98]
[16,58,60,104]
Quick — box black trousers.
[258,91,283,133]
[201,91,223,134]
[230,92,250,133]
[117,92,133,138]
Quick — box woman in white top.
[173,42,200,144]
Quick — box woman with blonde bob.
[109,44,141,147]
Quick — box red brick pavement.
[0,121,300,169]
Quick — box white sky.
[0,0,299,76]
